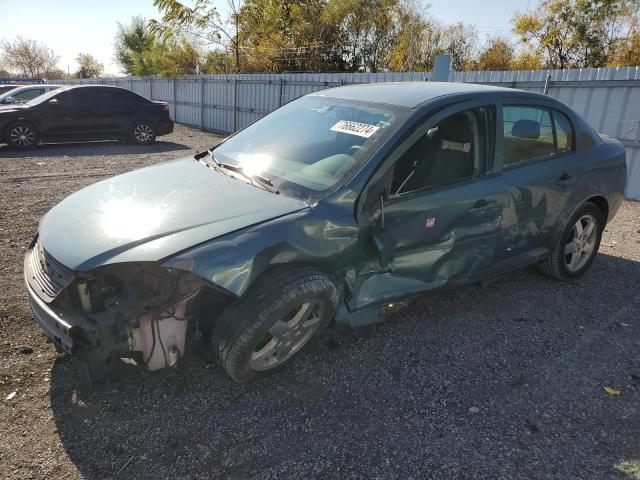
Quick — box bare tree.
[0,36,59,77]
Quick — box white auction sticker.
[330,120,380,138]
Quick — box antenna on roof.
[428,55,451,82]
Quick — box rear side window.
[116,89,150,104]
[94,90,128,105]
[553,110,574,153]
[503,106,555,166]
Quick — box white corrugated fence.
[60,67,640,199]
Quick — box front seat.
[421,113,475,189]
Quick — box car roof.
[8,84,60,90]
[63,85,123,90]
[311,81,538,109]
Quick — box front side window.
[213,96,410,201]
[503,106,555,167]
[390,107,490,196]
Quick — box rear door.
[349,101,506,310]
[90,89,134,138]
[494,101,584,266]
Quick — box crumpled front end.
[24,235,228,382]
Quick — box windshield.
[212,95,410,201]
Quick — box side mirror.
[4,96,15,104]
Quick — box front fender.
[163,206,360,298]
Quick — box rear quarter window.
[553,110,574,153]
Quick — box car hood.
[38,157,308,271]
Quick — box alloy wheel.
[250,302,322,371]
[133,123,154,143]
[564,214,597,272]
[10,125,35,147]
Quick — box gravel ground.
[1,125,639,479]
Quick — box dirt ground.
[0,125,639,479]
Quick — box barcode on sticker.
[330,120,380,138]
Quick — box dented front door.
[349,177,505,310]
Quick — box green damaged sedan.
[24,82,627,383]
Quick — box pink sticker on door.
[425,217,436,228]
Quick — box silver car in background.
[0,84,61,105]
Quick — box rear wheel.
[211,266,338,383]
[128,120,156,145]
[6,122,39,149]
[538,202,604,280]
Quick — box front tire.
[538,202,604,280]
[6,121,39,149]
[128,120,156,145]
[211,266,338,384]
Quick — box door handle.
[556,173,577,186]
[467,199,497,214]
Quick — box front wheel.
[128,120,156,145]
[538,202,604,280]
[211,266,338,383]
[6,122,39,149]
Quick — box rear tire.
[537,201,604,280]
[6,121,39,149]
[128,120,156,145]
[211,266,338,384]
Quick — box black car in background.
[0,85,174,148]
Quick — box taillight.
[162,103,169,111]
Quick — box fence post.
[543,74,552,95]
[149,77,153,100]
[200,77,205,131]
[130,77,133,92]
[278,77,284,106]
[233,78,238,132]
[173,77,178,121]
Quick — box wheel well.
[129,117,157,130]
[585,195,609,223]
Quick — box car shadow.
[0,140,191,158]
[49,252,640,479]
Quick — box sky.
[0,0,533,76]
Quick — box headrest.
[437,113,472,143]
[511,119,540,139]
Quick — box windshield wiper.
[206,150,279,195]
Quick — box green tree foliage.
[115,16,165,76]
[477,37,515,70]
[75,53,104,79]
[238,0,344,72]
[514,0,640,68]
[150,0,242,72]
[115,16,208,76]
[117,0,640,75]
